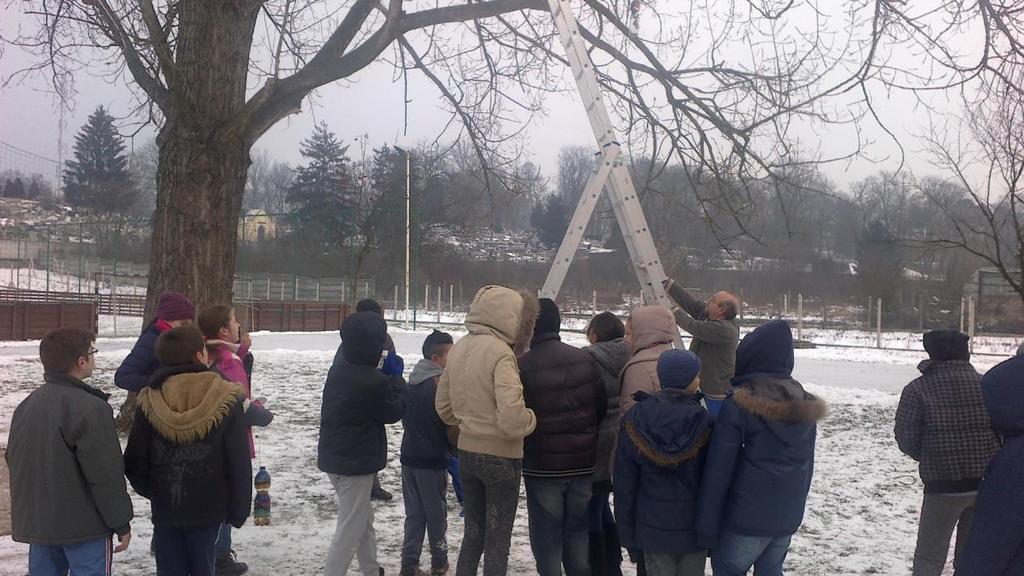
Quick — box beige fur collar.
[732,379,828,423]
[625,420,709,467]
[138,372,245,444]
[513,288,539,356]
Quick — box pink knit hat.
[156,291,195,321]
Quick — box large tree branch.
[241,0,547,143]
[91,0,172,112]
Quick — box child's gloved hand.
[381,351,405,377]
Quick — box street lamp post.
[394,145,411,324]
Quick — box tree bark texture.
[120,1,261,430]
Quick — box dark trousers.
[524,475,592,576]
[455,450,521,576]
[588,492,623,576]
[401,466,449,570]
[153,523,220,576]
[448,454,465,504]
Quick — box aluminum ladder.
[540,0,681,344]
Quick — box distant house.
[239,210,278,243]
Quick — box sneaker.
[371,484,393,501]
[431,563,449,575]
[398,567,430,576]
[215,550,249,575]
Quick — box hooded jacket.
[665,280,739,397]
[319,312,407,476]
[584,337,631,489]
[124,364,252,529]
[894,359,999,493]
[696,320,826,545]
[8,374,134,545]
[436,285,538,460]
[955,356,1024,576]
[520,332,607,477]
[401,359,450,470]
[614,388,712,555]
[619,307,676,415]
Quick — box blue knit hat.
[657,349,701,390]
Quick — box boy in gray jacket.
[7,328,134,575]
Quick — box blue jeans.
[705,398,725,418]
[215,522,232,555]
[29,536,112,576]
[447,454,464,504]
[154,523,220,576]
[524,476,592,576]
[711,532,791,576]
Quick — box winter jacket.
[665,280,739,398]
[7,374,134,545]
[436,285,538,460]
[319,312,406,476]
[584,337,631,490]
[696,320,826,546]
[955,356,1024,576]
[614,388,712,555]
[894,359,1000,493]
[115,320,172,393]
[124,364,252,529]
[209,341,271,459]
[520,332,607,477]
[401,359,450,470]
[620,307,676,415]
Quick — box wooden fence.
[236,301,350,333]
[0,288,145,316]
[0,302,98,341]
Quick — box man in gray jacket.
[663,278,740,417]
[7,328,134,575]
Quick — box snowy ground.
[1,324,1014,575]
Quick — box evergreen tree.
[3,177,27,199]
[532,194,570,247]
[286,123,359,249]
[62,106,137,212]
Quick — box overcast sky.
[0,3,960,194]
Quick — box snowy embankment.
[1,326,1001,575]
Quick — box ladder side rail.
[539,145,620,299]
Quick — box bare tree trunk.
[115,0,261,431]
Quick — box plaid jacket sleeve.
[895,382,924,461]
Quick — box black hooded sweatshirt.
[318,312,407,476]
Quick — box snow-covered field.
[1,324,1015,575]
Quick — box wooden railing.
[0,289,146,316]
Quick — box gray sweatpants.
[325,473,379,576]
[912,492,977,576]
[401,466,449,571]
[643,551,707,576]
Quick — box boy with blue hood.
[319,312,406,576]
[696,319,827,576]
[400,330,456,576]
[614,349,712,576]
[954,355,1024,576]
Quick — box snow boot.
[215,549,249,575]
[371,484,393,502]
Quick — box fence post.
[45,226,51,293]
[294,277,299,301]
[28,257,34,290]
[968,296,976,353]
[425,284,430,310]
[876,298,882,349]
[394,285,400,322]
[867,296,873,329]
[113,271,119,336]
[797,294,803,342]
[280,281,285,300]
[342,282,347,303]
[248,279,253,301]
[958,293,966,330]
[265,278,270,300]
[450,284,454,313]
[316,281,321,302]
[592,289,597,316]
[437,285,442,323]
[364,281,369,300]
[784,293,789,316]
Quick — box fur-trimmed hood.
[465,285,539,356]
[732,378,827,441]
[623,389,711,467]
[138,365,246,444]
